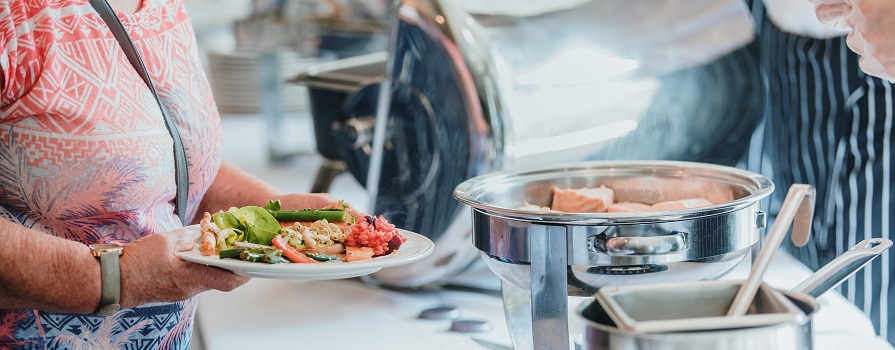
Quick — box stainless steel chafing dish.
[454,160,773,349]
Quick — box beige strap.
[96,252,122,316]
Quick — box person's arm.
[0,220,101,313]
[811,0,895,80]
[194,160,348,222]
[0,218,249,313]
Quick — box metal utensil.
[576,238,892,350]
[793,237,893,298]
[596,281,806,334]
[728,184,815,316]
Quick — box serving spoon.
[727,184,816,316]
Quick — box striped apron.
[750,0,895,342]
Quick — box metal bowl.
[453,160,774,296]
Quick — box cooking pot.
[454,160,774,294]
[453,160,773,349]
[577,238,892,350]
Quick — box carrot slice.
[272,235,321,264]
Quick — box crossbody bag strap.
[89,0,190,226]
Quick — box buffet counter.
[193,253,892,350]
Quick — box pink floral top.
[0,0,221,348]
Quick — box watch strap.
[96,252,122,316]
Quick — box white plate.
[177,227,435,280]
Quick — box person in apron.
[753,0,895,342]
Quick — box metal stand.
[311,159,347,193]
[529,225,570,350]
[503,225,572,350]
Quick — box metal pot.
[576,238,892,350]
[454,160,774,295]
[453,160,773,349]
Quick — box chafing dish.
[454,160,773,349]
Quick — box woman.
[0,0,348,348]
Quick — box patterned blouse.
[0,0,221,348]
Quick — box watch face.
[90,243,124,256]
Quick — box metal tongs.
[728,184,816,316]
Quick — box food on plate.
[552,185,615,213]
[345,215,407,257]
[521,185,719,214]
[196,200,405,264]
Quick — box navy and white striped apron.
[751,0,895,342]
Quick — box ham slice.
[607,201,654,213]
[552,186,615,213]
[651,198,714,211]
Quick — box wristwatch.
[89,243,124,316]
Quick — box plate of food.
[176,200,435,280]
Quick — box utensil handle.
[590,232,687,256]
[793,238,893,298]
[728,184,816,316]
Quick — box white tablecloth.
[193,253,892,350]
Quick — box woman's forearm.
[194,160,283,219]
[195,160,342,223]
[0,219,101,313]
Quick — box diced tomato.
[272,235,321,264]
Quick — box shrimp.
[199,212,217,256]
[301,227,318,249]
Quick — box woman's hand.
[118,227,251,308]
[811,0,895,80]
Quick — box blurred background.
[185,0,390,209]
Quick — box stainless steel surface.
[577,291,817,350]
[595,281,805,334]
[529,224,569,349]
[455,160,773,350]
[575,238,890,349]
[456,161,774,293]
[315,0,762,292]
[729,184,815,316]
[793,238,893,298]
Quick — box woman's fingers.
[189,263,252,292]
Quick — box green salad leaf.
[263,200,281,211]
[212,205,280,246]
[232,206,281,245]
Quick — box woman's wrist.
[0,224,102,313]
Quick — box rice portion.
[345,215,406,256]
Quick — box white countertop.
[192,252,893,350]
